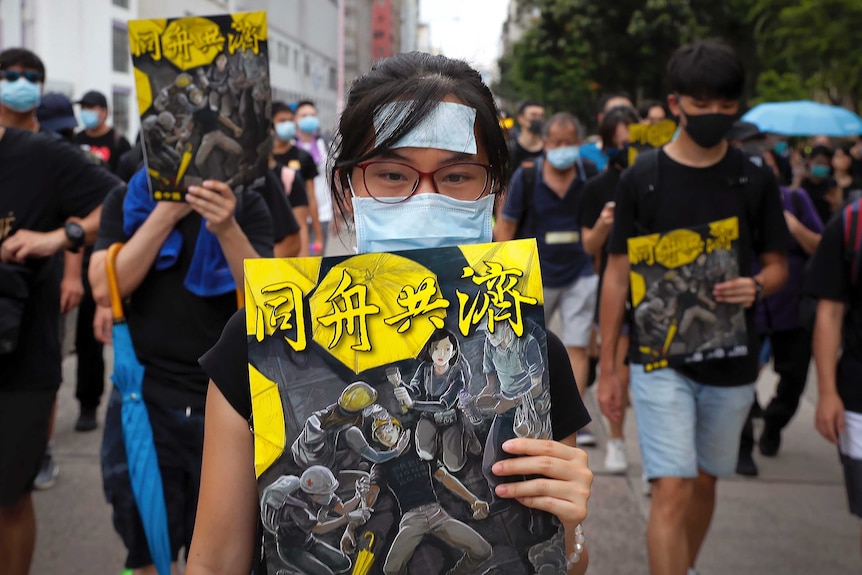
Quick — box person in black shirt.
[598,40,790,575]
[190,52,593,575]
[88,169,273,574]
[509,100,546,169]
[0,116,122,574]
[806,204,862,558]
[579,105,640,475]
[801,145,839,225]
[271,101,323,253]
[74,90,131,174]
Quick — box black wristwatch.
[752,277,764,301]
[64,221,85,252]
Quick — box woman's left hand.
[491,438,592,531]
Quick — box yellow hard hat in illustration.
[338,382,378,413]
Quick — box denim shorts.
[629,364,755,479]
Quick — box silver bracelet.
[566,523,585,570]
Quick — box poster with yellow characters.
[245,240,572,574]
[128,12,270,201]
[627,216,749,372]
[626,119,677,166]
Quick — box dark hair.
[809,145,834,160]
[599,106,640,151]
[638,99,665,120]
[542,112,582,139]
[329,52,509,218]
[295,99,316,112]
[422,328,461,366]
[667,39,744,101]
[518,100,544,116]
[272,101,293,118]
[0,47,45,79]
[596,92,632,115]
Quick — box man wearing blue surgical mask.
[0,48,44,132]
[295,99,332,255]
[74,90,131,175]
[496,112,600,446]
[801,145,839,225]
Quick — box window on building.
[304,55,310,77]
[112,23,129,73]
[329,67,336,90]
[277,42,290,66]
[112,90,130,137]
[112,0,129,7]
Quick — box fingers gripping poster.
[245,240,569,574]
[128,12,271,201]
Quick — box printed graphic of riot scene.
[628,217,748,372]
[245,242,570,574]
[128,12,271,200]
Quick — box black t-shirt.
[94,186,274,408]
[74,127,132,174]
[509,139,543,170]
[273,146,318,184]
[272,164,309,208]
[579,168,621,319]
[249,171,300,243]
[608,147,791,386]
[201,309,591,439]
[801,176,836,227]
[0,128,122,392]
[803,213,862,412]
[370,438,439,515]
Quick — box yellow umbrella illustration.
[310,253,449,374]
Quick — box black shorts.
[0,389,55,507]
[101,388,205,569]
[840,452,862,519]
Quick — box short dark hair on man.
[295,99,316,111]
[638,99,665,120]
[667,39,744,101]
[596,91,632,115]
[518,100,543,116]
[0,47,45,78]
[599,106,640,151]
[272,101,293,118]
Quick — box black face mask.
[680,106,736,149]
[607,145,630,169]
[528,119,544,135]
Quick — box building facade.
[0,0,341,138]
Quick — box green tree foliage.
[497,0,862,124]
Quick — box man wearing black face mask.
[509,100,545,169]
[599,40,790,575]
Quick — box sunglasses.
[0,70,44,83]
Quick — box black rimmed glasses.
[354,161,492,204]
[0,70,44,83]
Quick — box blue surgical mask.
[80,109,101,129]
[352,193,494,254]
[274,120,296,142]
[298,115,320,134]
[811,164,831,179]
[546,145,580,170]
[0,78,41,113]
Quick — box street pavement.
[31,247,862,573]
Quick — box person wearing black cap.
[36,92,78,142]
[74,90,131,175]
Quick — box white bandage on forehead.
[373,100,478,154]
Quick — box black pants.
[75,249,104,409]
[741,327,812,451]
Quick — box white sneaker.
[604,438,628,474]
[642,471,652,497]
[576,429,597,447]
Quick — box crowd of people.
[1,33,861,575]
